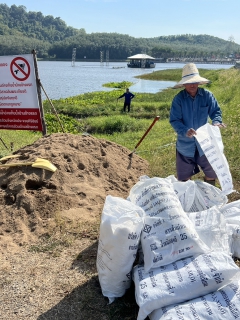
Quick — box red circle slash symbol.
[10,57,31,81]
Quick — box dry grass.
[0,214,139,320]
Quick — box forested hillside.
[0,4,240,60]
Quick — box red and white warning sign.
[10,57,31,81]
[0,53,43,131]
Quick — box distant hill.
[0,4,240,60]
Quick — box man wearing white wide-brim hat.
[169,63,226,185]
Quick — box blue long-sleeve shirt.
[169,88,223,157]
[118,92,135,103]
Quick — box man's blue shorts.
[176,149,217,181]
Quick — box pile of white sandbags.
[96,195,144,303]
[96,176,240,319]
[220,200,240,259]
[133,252,239,320]
[149,276,240,320]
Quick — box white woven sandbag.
[220,201,240,258]
[226,223,240,258]
[232,227,240,258]
[129,177,210,271]
[171,180,196,212]
[166,176,227,212]
[220,200,240,225]
[135,175,227,212]
[187,206,231,255]
[96,195,144,303]
[194,180,228,210]
[149,276,240,320]
[195,123,234,195]
[133,252,239,320]
[165,175,178,183]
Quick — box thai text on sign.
[0,54,43,131]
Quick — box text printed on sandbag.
[211,291,240,318]
[137,255,227,300]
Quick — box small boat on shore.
[127,54,156,68]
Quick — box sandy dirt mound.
[0,133,149,251]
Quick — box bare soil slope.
[0,133,149,251]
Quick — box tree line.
[0,4,240,60]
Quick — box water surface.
[37,61,232,100]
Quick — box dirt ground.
[0,133,149,320]
[0,133,149,250]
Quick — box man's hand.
[213,122,227,128]
[186,128,197,138]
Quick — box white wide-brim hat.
[173,63,210,88]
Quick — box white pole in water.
[106,49,109,66]
[72,48,76,67]
[100,50,104,66]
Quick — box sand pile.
[0,133,149,251]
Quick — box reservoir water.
[37,61,232,100]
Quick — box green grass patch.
[0,130,42,158]
[45,113,84,134]
[135,67,224,82]
[84,115,154,134]
[102,80,133,88]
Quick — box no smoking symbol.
[10,57,31,81]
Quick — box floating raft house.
[127,54,156,68]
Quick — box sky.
[3,0,240,45]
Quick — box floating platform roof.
[127,54,155,60]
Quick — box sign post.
[32,50,47,135]
[0,52,46,134]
